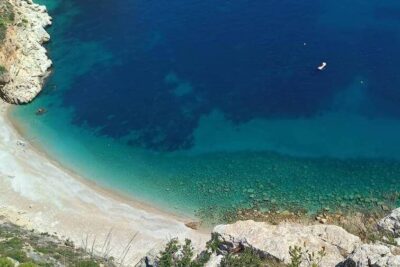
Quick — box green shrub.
[74,260,99,267]
[177,239,194,267]
[19,263,38,267]
[0,238,28,263]
[206,233,222,253]
[0,257,14,267]
[0,1,14,43]
[159,239,180,267]
[288,246,302,267]
[158,238,209,267]
[288,245,326,267]
[0,23,7,42]
[220,248,263,267]
[0,65,6,74]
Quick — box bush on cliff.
[0,222,115,267]
[0,257,14,267]
[158,238,210,267]
[0,65,6,74]
[0,0,14,42]
[219,247,263,267]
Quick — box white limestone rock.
[213,220,362,267]
[0,0,52,104]
[378,208,400,237]
[204,253,223,267]
[343,244,400,267]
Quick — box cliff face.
[0,0,51,104]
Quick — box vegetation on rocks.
[0,0,14,77]
[219,248,264,267]
[1,208,399,267]
[0,0,14,43]
[158,238,210,267]
[0,219,115,267]
[287,246,326,267]
[0,65,6,75]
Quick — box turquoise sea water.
[11,0,400,218]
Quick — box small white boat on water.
[318,62,327,71]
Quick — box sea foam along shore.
[0,100,208,265]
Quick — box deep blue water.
[59,0,400,151]
[11,0,400,218]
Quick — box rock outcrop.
[136,208,400,267]
[213,220,362,266]
[378,208,400,237]
[343,244,400,267]
[0,0,52,104]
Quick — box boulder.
[343,244,400,267]
[378,208,400,237]
[213,220,362,267]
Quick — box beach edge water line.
[6,105,200,223]
[0,99,209,263]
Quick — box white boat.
[318,62,327,71]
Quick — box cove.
[11,0,400,220]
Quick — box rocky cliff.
[0,0,51,104]
[212,219,400,266]
[137,209,400,266]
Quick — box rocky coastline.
[2,207,400,266]
[0,0,51,104]
[1,1,400,266]
[137,208,400,266]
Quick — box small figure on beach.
[35,108,47,116]
[317,62,327,71]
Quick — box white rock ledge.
[213,220,362,267]
[0,0,52,104]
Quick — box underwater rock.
[381,204,390,212]
[35,107,47,115]
[185,221,200,230]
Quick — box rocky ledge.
[137,209,400,267]
[0,0,51,104]
[213,221,362,266]
[210,212,400,267]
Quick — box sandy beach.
[0,100,208,265]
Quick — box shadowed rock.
[378,208,400,237]
[343,244,400,267]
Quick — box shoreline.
[0,1,209,263]
[0,100,208,265]
[7,106,200,224]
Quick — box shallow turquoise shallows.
[11,0,400,218]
